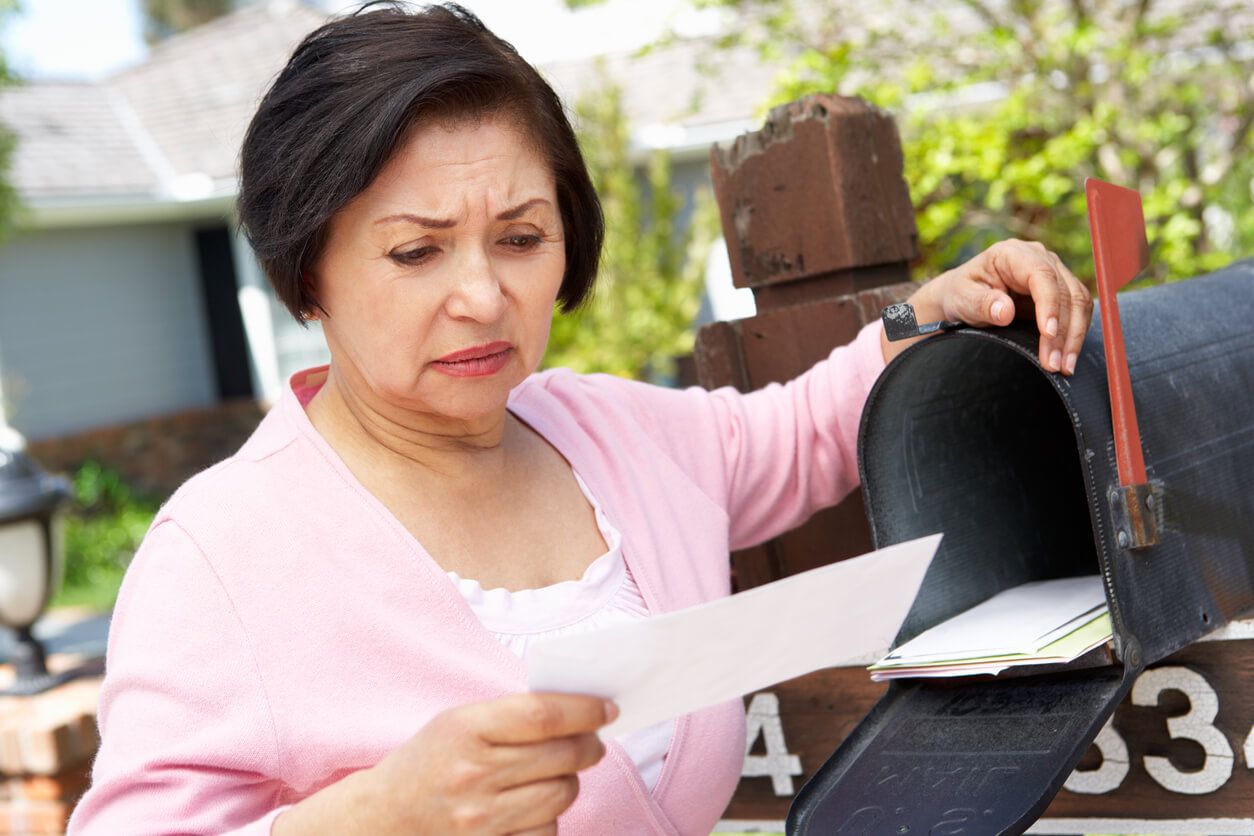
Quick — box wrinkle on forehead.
[360,117,556,224]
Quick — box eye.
[389,246,439,266]
[501,234,542,251]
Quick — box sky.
[0,0,722,81]
[2,0,147,80]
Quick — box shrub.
[54,461,157,611]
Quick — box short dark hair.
[237,2,603,323]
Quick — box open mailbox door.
[787,183,1254,834]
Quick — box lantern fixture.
[0,437,74,696]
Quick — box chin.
[420,366,528,422]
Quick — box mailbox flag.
[1086,179,1149,291]
[1085,178,1150,487]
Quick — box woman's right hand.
[274,692,616,836]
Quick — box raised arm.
[573,239,1091,553]
[573,319,887,552]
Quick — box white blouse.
[447,472,675,791]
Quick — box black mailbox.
[788,259,1254,834]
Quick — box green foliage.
[544,70,719,379]
[698,0,1254,285]
[141,0,237,43]
[54,462,157,612]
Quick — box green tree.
[698,0,1254,285]
[544,71,718,379]
[142,0,238,43]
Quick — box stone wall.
[26,399,267,502]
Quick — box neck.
[305,363,515,482]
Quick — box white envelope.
[527,533,941,739]
[881,574,1107,662]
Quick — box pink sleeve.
[68,520,291,835]
[583,319,886,551]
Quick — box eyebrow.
[374,197,552,228]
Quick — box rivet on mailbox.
[792,179,1254,834]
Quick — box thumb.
[951,281,1014,327]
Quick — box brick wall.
[0,661,102,835]
[26,399,267,501]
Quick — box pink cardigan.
[68,321,885,836]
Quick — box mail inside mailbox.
[859,332,1104,651]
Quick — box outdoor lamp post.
[0,433,72,696]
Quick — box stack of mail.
[868,575,1112,681]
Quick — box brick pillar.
[0,666,103,834]
[696,94,918,589]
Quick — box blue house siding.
[0,222,217,440]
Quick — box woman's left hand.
[882,239,1093,376]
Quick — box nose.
[443,246,507,324]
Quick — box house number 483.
[1065,666,1252,795]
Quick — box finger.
[492,733,606,787]
[472,693,616,745]
[1018,259,1063,370]
[986,243,1061,336]
[943,274,1015,327]
[1049,267,1072,374]
[493,775,581,832]
[508,827,557,836]
[1052,253,1092,375]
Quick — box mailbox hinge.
[1108,481,1163,550]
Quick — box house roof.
[107,0,329,186]
[2,0,327,217]
[0,0,776,225]
[0,80,159,199]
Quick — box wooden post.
[703,94,1254,832]
[696,94,917,590]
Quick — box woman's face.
[309,114,566,423]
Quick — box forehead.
[367,115,555,201]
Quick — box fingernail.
[991,300,1008,322]
[604,700,619,723]
[1050,349,1062,371]
[1065,353,1077,375]
[1046,317,1059,337]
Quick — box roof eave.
[14,181,239,231]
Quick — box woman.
[68,4,1091,835]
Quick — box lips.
[431,341,515,378]
[434,341,514,363]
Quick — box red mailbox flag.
[1085,178,1150,488]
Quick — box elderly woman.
[68,4,1091,835]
